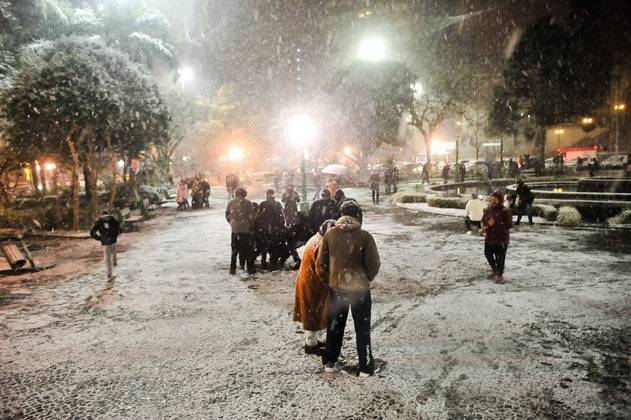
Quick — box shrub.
[427,196,466,209]
[533,204,558,221]
[555,206,582,226]
[399,194,426,204]
[607,209,631,225]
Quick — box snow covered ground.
[1,189,630,418]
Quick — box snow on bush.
[426,196,466,209]
[607,209,631,225]
[389,192,426,204]
[555,206,582,226]
[533,204,558,221]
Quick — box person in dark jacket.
[482,191,512,283]
[511,179,534,225]
[317,200,380,377]
[369,171,380,204]
[225,187,255,274]
[334,189,363,224]
[308,190,340,234]
[201,179,211,208]
[257,189,286,270]
[90,210,122,280]
[442,164,450,184]
[282,184,301,226]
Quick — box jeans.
[465,217,481,231]
[484,243,508,276]
[323,289,374,375]
[103,244,116,278]
[371,188,380,204]
[516,203,533,224]
[231,233,255,273]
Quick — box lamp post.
[554,128,564,151]
[288,114,317,212]
[357,37,387,62]
[614,103,626,152]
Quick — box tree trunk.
[83,164,92,205]
[423,131,432,166]
[64,129,81,231]
[107,132,118,209]
[39,163,47,195]
[536,126,546,166]
[30,161,40,197]
[51,167,59,195]
[86,143,99,223]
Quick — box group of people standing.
[176,176,211,211]
[225,185,360,275]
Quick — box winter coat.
[176,184,188,203]
[225,196,253,234]
[257,199,286,239]
[369,173,380,190]
[465,199,484,222]
[308,198,340,233]
[512,184,534,207]
[282,190,300,225]
[90,214,121,246]
[482,204,512,246]
[336,197,363,224]
[316,215,380,292]
[293,233,329,331]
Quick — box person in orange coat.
[293,219,336,355]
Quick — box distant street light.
[288,114,317,211]
[582,117,594,125]
[228,146,244,162]
[357,37,386,62]
[178,66,194,86]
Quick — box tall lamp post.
[554,128,564,152]
[288,114,317,212]
[614,103,625,152]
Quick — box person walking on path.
[421,163,431,185]
[293,219,336,355]
[511,179,534,225]
[369,171,380,204]
[464,193,484,234]
[90,210,122,281]
[442,164,450,184]
[308,190,339,235]
[201,179,211,208]
[282,185,301,226]
[317,200,381,377]
[486,160,494,180]
[458,162,466,183]
[176,180,189,211]
[482,191,512,283]
[225,187,255,275]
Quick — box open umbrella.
[321,164,349,176]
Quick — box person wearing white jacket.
[465,193,484,234]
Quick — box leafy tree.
[492,13,612,162]
[0,37,170,228]
[326,61,414,157]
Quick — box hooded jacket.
[225,196,253,234]
[316,216,380,291]
[308,198,340,233]
[90,214,121,246]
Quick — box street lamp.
[614,103,626,152]
[178,66,194,86]
[582,117,594,125]
[288,114,317,211]
[554,128,564,151]
[357,37,386,61]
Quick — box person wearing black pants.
[482,191,512,283]
[484,243,508,279]
[231,233,254,274]
[511,179,534,225]
[317,200,381,377]
[326,289,374,375]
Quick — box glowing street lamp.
[357,37,386,62]
[288,114,317,210]
[582,117,594,125]
[178,66,194,86]
[228,146,244,162]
